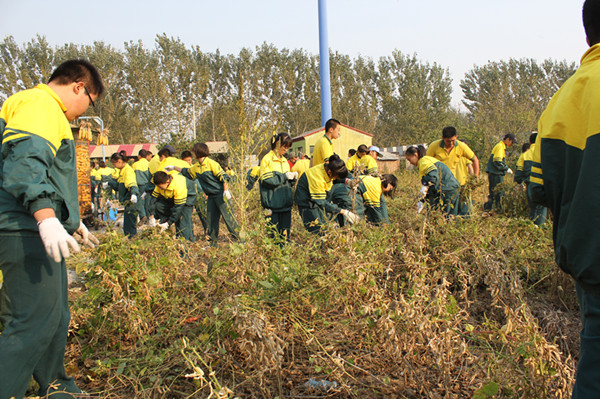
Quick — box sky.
[1,0,587,108]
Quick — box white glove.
[507,168,514,174]
[164,165,175,172]
[343,210,359,224]
[223,190,232,200]
[263,209,273,217]
[102,182,109,189]
[73,220,99,249]
[419,185,428,196]
[158,222,169,231]
[141,192,147,200]
[130,194,138,204]
[285,171,298,180]
[38,217,81,263]
[417,201,424,214]
[149,217,157,227]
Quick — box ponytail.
[271,132,292,151]
[324,154,348,180]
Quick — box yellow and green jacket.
[181,157,229,197]
[115,163,139,203]
[426,139,476,185]
[132,157,151,188]
[530,43,600,291]
[98,167,115,182]
[294,163,340,214]
[418,156,460,195]
[291,158,310,178]
[246,166,260,190]
[312,134,333,166]
[91,167,101,182]
[357,175,389,224]
[485,141,509,175]
[0,84,80,233]
[259,150,293,212]
[346,153,378,175]
[514,144,535,184]
[150,173,196,225]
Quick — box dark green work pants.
[123,203,137,237]
[526,184,547,226]
[484,173,504,211]
[154,200,195,242]
[298,206,328,235]
[572,284,600,398]
[195,194,208,235]
[0,234,83,399]
[206,195,239,245]
[266,210,292,243]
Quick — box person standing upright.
[530,1,600,395]
[483,133,516,211]
[312,118,341,166]
[0,59,103,399]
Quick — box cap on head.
[368,146,382,156]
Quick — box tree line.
[0,34,577,159]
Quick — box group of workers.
[3,3,600,396]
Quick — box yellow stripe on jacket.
[118,164,138,190]
[305,163,333,200]
[152,173,188,205]
[360,175,382,207]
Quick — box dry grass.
[57,170,578,398]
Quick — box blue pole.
[318,0,332,126]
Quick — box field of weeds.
[60,170,580,398]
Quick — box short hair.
[348,149,357,157]
[529,132,538,144]
[181,150,193,159]
[405,145,427,159]
[325,118,340,133]
[99,160,106,168]
[357,144,369,154]
[584,0,600,45]
[138,149,148,158]
[522,143,531,153]
[271,133,293,151]
[192,143,210,158]
[442,126,458,138]
[49,59,105,97]
[324,153,348,180]
[154,171,171,185]
[382,174,398,197]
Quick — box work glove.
[417,201,424,214]
[158,222,169,232]
[130,194,138,204]
[149,216,157,227]
[263,209,273,217]
[285,171,298,180]
[507,168,514,175]
[164,165,175,172]
[341,209,359,224]
[102,182,109,189]
[38,217,81,263]
[223,190,232,200]
[141,192,147,200]
[73,220,99,249]
[419,185,429,196]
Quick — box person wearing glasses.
[0,59,104,399]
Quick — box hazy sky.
[1,0,587,107]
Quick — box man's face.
[330,124,341,139]
[65,82,97,121]
[443,136,457,149]
[183,156,193,166]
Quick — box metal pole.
[193,100,196,141]
[318,0,332,126]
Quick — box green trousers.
[0,234,83,399]
[135,195,148,219]
[526,184,547,226]
[426,189,459,217]
[484,173,504,211]
[123,203,137,237]
[572,284,600,398]
[195,194,208,235]
[207,195,239,244]
[298,206,328,235]
[154,201,195,242]
[266,210,292,243]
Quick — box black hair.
[442,126,458,139]
[181,150,193,159]
[521,143,531,153]
[529,132,538,144]
[357,144,369,154]
[325,118,341,133]
[138,149,148,158]
[323,154,348,180]
[348,149,357,157]
[192,143,210,158]
[381,174,398,197]
[99,160,106,168]
[49,59,105,97]
[154,171,171,185]
[110,150,128,163]
[271,133,293,151]
[158,147,173,158]
[405,145,427,159]
[584,0,600,46]
[90,160,96,167]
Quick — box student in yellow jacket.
[312,118,341,166]
[346,144,378,176]
[291,155,311,178]
[294,154,359,234]
[0,59,103,399]
[109,151,140,237]
[515,133,547,226]
[483,133,516,211]
[529,4,600,394]
[132,149,152,221]
[259,133,297,242]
